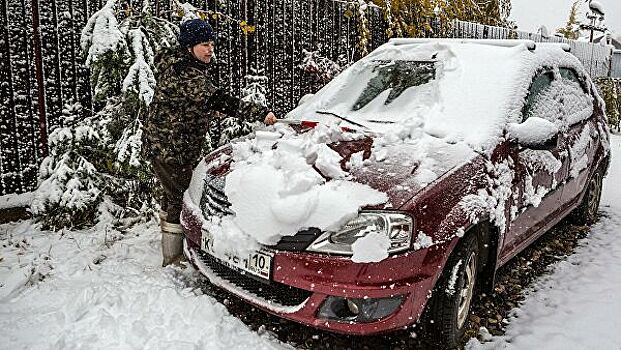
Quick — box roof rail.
[388,38,536,51]
[536,42,571,52]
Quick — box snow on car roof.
[287,40,588,153]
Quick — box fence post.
[30,0,48,158]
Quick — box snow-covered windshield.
[288,42,532,151]
[298,58,440,128]
[288,42,583,152]
[350,60,436,111]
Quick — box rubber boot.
[161,220,184,267]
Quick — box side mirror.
[507,117,560,150]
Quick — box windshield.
[302,59,439,128]
[287,42,526,151]
[352,60,436,111]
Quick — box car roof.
[387,38,571,53]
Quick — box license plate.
[201,229,272,280]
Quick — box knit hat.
[178,19,217,48]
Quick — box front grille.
[272,227,322,251]
[200,177,234,217]
[196,250,312,307]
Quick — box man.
[142,19,277,266]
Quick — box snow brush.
[274,118,371,135]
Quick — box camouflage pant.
[152,157,193,224]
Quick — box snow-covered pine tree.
[557,1,581,40]
[218,70,269,146]
[241,70,269,108]
[31,103,109,229]
[299,48,343,84]
[32,0,178,229]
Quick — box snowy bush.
[241,71,269,108]
[31,104,110,229]
[33,0,179,230]
[595,78,621,133]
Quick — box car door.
[501,69,571,259]
[555,68,600,208]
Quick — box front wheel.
[571,166,604,226]
[422,232,479,349]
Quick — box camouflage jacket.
[142,46,267,165]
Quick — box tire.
[571,166,604,226]
[422,232,479,349]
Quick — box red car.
[181,39,610,348]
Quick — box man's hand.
[264,112,277,125]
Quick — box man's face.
[191,41,215,64]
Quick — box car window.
[522,71,554,122]
[559,68,587,92]
[522,70,593,126]
[352,60,436,111]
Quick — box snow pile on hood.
[201,123,388,256]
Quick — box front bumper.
[181,206,443,335]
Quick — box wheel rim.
[587,172,602,221]
[457,252,477,329]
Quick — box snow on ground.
[0,192,33,210]
[0,220,289,350]
[1,134,620,349]
[467,134,621,350]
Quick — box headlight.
[306,211,413,255]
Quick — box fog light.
[317,295,405,323]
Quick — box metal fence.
[613,50,621,78]
[453,20,615,78]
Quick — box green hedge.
[595,78,621,133]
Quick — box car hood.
[341,136,476,209]
[198,132,477,211]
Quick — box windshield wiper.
[315,111,368,129]
[365,119,395,124]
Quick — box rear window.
[352,60,436,111]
